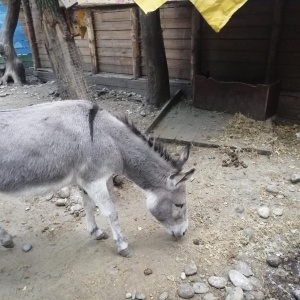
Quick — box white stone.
[208,276,227,289]
[257,206,270,219]
[273,207,283,216]
[229,270,253,291]
[225,287,244,300]
[234,261,253,277]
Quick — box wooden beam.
[85,10,98,74]
[130,7,141,79]
[21,0,41,69]
[265,0,284,84]
[190,6,201,82]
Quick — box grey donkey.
[0,100,195,256]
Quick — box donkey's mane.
[119,116,179,170]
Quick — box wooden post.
[265,0,284,84]
[139,8,170,108]
[21,0,40,69]
[85,10,98,74]
[191,7,201,83]
[130,7,141,79]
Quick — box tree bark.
[0,0,26,85]
[37,0,91,100]
[139,9,170,108]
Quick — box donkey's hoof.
[94,231,109,240]
[118,247,133,258]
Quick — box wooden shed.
[17,0,300,121]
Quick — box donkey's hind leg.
[82,191,109,240]
[0,226,14,248]
[84,177,132,257]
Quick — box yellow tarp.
[135,0,248,32]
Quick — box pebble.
[292,289,300,300]
[257,206,270,219]
[228,270,253,291]
[266,254,282,267]
[225,287,244,300]
[266,184,279,194]
[272,207,283,216]
[193,282,209,294]
[184,262,197,276]
[125,293,132,299]
[70,204,82,213]
[235,205,244,213]
[144,268,152,275]
[290,174,300,184]
[248,277,263,290]
[242,228,254,240]
[57,187,70,198]
[135,291,145,300]
[158,291,169,300]
[203,293,218,300]
[234,261,253,277]
[208,276,227,289]
[44,194,54,201]
[244,291,265,300]
[180,272,187,280]
[22,244,32,252]
[177,283,195,299]
[55,199,67,206]
[140,111,146,117]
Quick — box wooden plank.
[280,78,300,91]
[168,68,190,79]
[97,64,132,74]
[191,7,201,81]
[130,7,141,79]
[265,0,284,84]
[85,10,98,74]
[78,48,91,56]
[201,39,269,52]
[167,59,191,70]
[99,10,130,22]
[97,39,132,48]
[236,0,272,15]
[226,13,272,28]
[277,52,300,65]
[277,64,300,78]
[161,19,191,29]
[141,49,190,60]
[94,21,131,31]
[280,26,300,39]
[96,30,131,40]
[160,6,191,19]
[97,47,132,57]
[98,56,132,66]
[204,26,270,39]
[162,28,191,40]
[164,39,191,50]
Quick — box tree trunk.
[0,0,26,85]
[139,9,170,108]
[37,0,91,100]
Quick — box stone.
[177,283,195,299]
[57,187,70,198]
[135,291,145,300]
[125,293,132,299]
[292,289,300,300]
[22,244,32,252]
[257,206,270,219]
[55,199,67,206]
[248,277,263,290]
[70,204,82,213]
[242,228,254,240]
[272,207,283,216]
[235,205,244,213]
[234,261,253,277]
[290,174,300,184]
[144,268,153,275]
[184,262,197,276]
[228,270,253,291]
[193,238,200,245]
[208,276,227,289]
[180,272,186,280]
[244,291,265,300]
[158,291,169,300]
[225,287,244,300]
[266,184,279,194]
[266,254,282,267]
[192,282,209,294]
[203,293,218,300]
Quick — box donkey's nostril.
[183,230,186,236]
[172,231,175,237]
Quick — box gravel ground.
[0,76,299,300]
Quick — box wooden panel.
[98,64,132,74]
[98,39,132,49]
[160,6,191,19]
[98,56,132,66]
[97,47,132,57]
[164,39,191,50]
[94,20,131,31]
[99,10,130,22]
[162,28,191,40]
[96,30,131,40]
[161,20,191,29]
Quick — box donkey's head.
[146,145,195,238]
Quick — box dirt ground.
[0,76,299,300]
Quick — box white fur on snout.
[145,190,158,210]
[170,220,188,237]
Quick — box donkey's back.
[0,100,121,197]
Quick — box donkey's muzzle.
[172,229,186,239]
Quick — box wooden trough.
[193,75,280,121]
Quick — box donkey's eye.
[175,204,184,209]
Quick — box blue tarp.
[0,3,31,55]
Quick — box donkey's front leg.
[0,226,14,248]
[82,191,109,241]
[86,177,132,257]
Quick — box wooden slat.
[130,7,140,79]
[97,64,132,74]
[94,21,131,31]
[98,56,132,66]
[162,28,191,40]
[97,39,132,48]
[96,30,131,40]
[161,19,191,29]
[163,39,191,50]
[160,7,192,19]
[97,47,132,57]
[99,10,130,22]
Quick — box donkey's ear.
[168,168,195,188]
[176,143,192,170]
